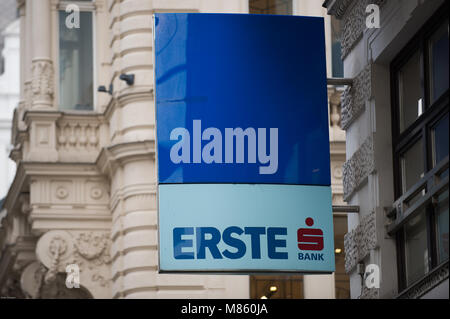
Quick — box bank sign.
[154,13,335,273]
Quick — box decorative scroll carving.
[73,232,110,264]
[342,136,375,201]
[21,264,93,299]
[341,64,372,130]
[34,230,111,298]
[45,235,68,284]
[344,211,378,273]
[36,231,74,273]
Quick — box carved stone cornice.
[96,140,155,176]
[2,162,111,233]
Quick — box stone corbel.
[32,230,112,298]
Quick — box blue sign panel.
[155,13,334,274]
[155,13,330,186]
[159,184,335,273]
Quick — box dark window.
[391,3,449,293]
[59,8,94,111]
[331,16,344,78]
[249,0,292,15]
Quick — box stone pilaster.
[30,0,54,110]
[105,0,157,298]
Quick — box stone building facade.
[0,0,347,299]
[324,0,449,299]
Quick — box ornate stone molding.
[341,64,372,130]
[344,211,377,273]
[56,113,108,162]
[398,262,449,299]
[20,261,94,299]
[31,59,54,108]
[34,230,112,298]
[342,136,375,201]
[359,286,380,299]
[323,0,355,19]
[341,0,386,59]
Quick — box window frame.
[390,2,449,293]
[56,0,96,112]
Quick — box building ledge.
[397,261,449,299]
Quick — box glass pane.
[250,275,304,299]
[404,210,429,286]
[249,0,292,15]
[429,20,449,103]
[432,114,449,166]
[401,139,424,194]
[397,50,423,132]
[436,189,449,264]
[331,16,344,78]
[59,11,93,111]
